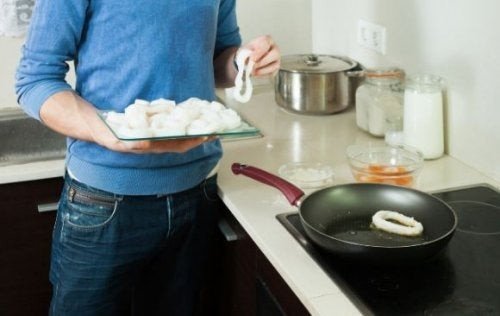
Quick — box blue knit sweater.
[15,0,242,195]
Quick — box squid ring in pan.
[372,210,424,237]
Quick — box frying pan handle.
[231,163,305,206]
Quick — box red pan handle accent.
[231,163,305,206]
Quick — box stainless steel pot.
[275,54,363,115]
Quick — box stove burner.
[448,201,500,235]
[369,274,400,292]
[425,297,498,315]
[277,184,500,316]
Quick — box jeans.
[49,173,220,316]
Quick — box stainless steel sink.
[0,107,66,166]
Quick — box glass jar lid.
[365,67,405,80]
[280,54,357,73]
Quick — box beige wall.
[237,0,311,55]
[0,37,24,109]
[312,0,500,182]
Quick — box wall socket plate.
[357,19,386,54]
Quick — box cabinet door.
[0,177,63,316]
[203,202,308,316]
[198,199,258,316]
[256,252,310,316]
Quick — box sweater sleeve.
[214,0,242,57]
[15,0,89,121]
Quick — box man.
[15,0,280,315]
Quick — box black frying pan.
[232,163,458,266]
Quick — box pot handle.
[231,163,305,206]
[346,69,365,78]
[345,60,366,77]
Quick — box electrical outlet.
[357,19,386,54]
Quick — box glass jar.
[403,74,445,159]
[355,68,404,138]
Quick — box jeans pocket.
[61,183,119,231]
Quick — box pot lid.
[280,54,357,73]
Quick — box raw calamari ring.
[372,210,424,237]
[105,97,245,138]
[233,48,255,103]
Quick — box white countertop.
[0,159,65,184]
[2,84,499,315]
[217,85,500,315]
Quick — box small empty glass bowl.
[279,162,334,189]
[346,144,424,187]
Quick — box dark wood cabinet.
[255,250,310,316]
[0,177,64,316]
[200,201,309,316]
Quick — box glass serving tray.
[98,110,261,141]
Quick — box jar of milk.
[403,74,445,159]
[355,68,404,137]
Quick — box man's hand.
[242,35,281,77]
[214,35,281,88]
[102,135,216,154]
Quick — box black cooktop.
[277,184,500,316]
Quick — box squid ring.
[233,48,255,103]
[372,210,424,237]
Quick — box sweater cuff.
[18,81,73,121]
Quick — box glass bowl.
[279,162,334,189]
[346,144,424,187]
